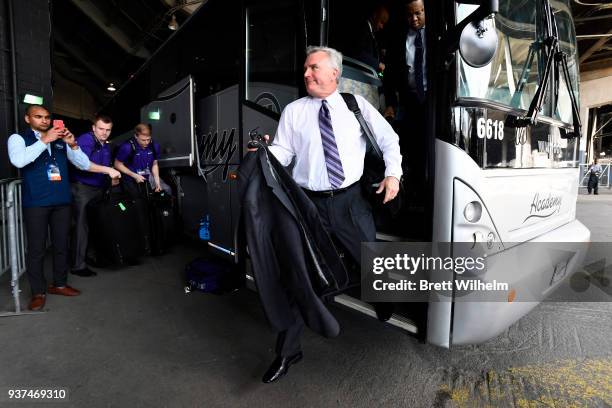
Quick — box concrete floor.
[0,191,611,407]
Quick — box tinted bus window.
[245,1,301,113]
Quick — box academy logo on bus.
[197,128,237,181]
[523,192,563,223]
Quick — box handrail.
[1,179,32,316]
[0,179,15,278]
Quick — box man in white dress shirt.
[259,46,402,383]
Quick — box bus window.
[455,0,580,170]
[552,1,579,125]
[245,1,300,114]
[327,0,386,109]
[457,1,542,111]
[484,121,578,169]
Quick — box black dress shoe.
[373,302,395,322]
[71,267,97,277]
[262,352,303,383]
[86,256,110,268]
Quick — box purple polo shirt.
[115,138,160,179]
[70,131,113,188]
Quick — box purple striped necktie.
[319,100,345,189]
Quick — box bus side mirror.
[446,0,499,67]
[459,18,498,68]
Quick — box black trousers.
[587,174,599,194]
[23,205,72,295]
[71,182,105,270]
[398,93,427,180]
[275,184,375,356]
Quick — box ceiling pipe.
[68,0,151,59]
[578,33,612,38]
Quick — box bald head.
[24,105,51,132]
[370,5,389,32]
[26,104,49,116]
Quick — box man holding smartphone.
[8,105,95,310]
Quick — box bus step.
[376,232,419,242]
[333,294,418,334]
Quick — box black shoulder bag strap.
[125,139,137,165]
[340,93,383,160]
[127,139,158,163]
[340,93,403,214]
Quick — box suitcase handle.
[104,180,131,201]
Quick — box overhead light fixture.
[23,94,44,104]
[168,14,178,30]
[107,83,116,92]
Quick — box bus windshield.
[457,0,579,126]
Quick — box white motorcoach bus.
[105,0,589,347]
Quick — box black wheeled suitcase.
[146,190,175,255]
[87,192,145,265]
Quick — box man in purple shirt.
[114,123,162,197]
[70,114,121,276]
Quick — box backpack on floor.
[184,257,244,294]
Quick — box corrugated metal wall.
[0,0,53,178]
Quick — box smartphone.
[53,119,65,129]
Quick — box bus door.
[241,0,305,163]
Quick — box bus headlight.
[453,179,504,258]
[463,201,482,223]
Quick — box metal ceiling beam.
[68,0,151,59]
[580,56,612,73]
[575,13,612,23]
[54,59,107,107]
[160,0,177,9]
[110,0,163,42]
[579,28,612,63]
[54,30,115,86]
[161,0,204,15]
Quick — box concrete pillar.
[579,69,612,164]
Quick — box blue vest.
[21,129,71,208]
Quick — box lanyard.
[44,139,58,166]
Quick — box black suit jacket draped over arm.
[238,146,348,337]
